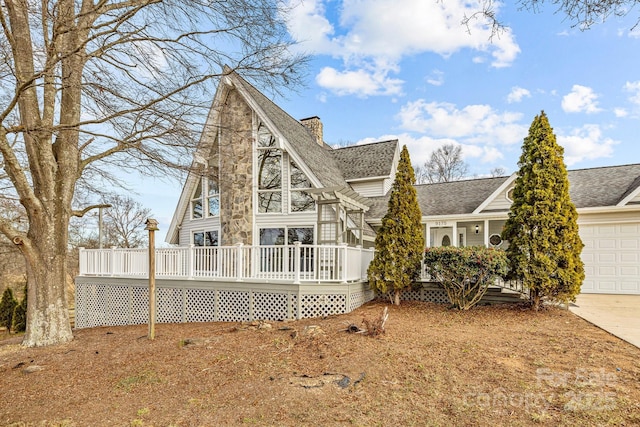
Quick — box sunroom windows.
[256,123,315,214]
[191,176,219,219]
[257,124,282,213]
[290,161,314,212]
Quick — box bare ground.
[1,300,639,426]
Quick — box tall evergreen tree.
[502,112,584,310]
[368,145,424,305]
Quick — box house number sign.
[434,221,448,226]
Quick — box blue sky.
[139,1,640,243]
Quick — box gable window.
[191,176,220,219]
[290,161,314,212]
[506,187,515,203]
[257,124,282,213]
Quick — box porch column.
[484,219,490,247]
[452,223,458,247]
[425,223,431,248]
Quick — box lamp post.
[145,218,159,340]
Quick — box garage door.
[580,223,640,294]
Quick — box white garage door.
[580,223,640,294]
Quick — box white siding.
[350,180,386,197]
[178,209,221,246]
[481,187,512,212]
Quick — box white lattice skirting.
[74,277,375,329]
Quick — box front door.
[430,227,466,247]
[431,228,453,247]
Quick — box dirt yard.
[1,300,639,426]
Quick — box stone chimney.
[300,116,323,146]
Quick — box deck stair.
[480,287,528,305]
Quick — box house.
[366,164,640,295]
[75,68,640,329]
[74,68,399,328]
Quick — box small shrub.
[424,246,508,310]
[12,286,27,333]
[0,287,18,331]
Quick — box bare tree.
[68,194,151,248]
[468,0,640,31]
[102,195,151,248]
[490,166,506,177]
[418,144,469,184]
[0,0,307,347]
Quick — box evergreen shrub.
[424,246,508,310]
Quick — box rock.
[23,365,44,374]
[302,325,324,336]
[258,322,272,330]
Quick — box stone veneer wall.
[219,88,253,245]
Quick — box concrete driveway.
[570,294,640,349]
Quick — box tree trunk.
[393,289,401,306]
[530,288,541,311]
[22,256,73,347]
[19,213,74,347]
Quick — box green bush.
[424,246,508,310]
[12,286,27,333]
[0,287,18,331]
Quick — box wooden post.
[145,218,159,340]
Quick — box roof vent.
[300,116,323,146]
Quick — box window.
[193,231,219,272]
[259,227,314,274]
[290,161,314,212]
[191,176,219,219]
[207,178,219,216]
[257,124,282,213]
[506,187,515,202]
[193,230,219,246]
[191,179,203,219]
[489,234,503,247]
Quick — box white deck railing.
[78,243,375,284]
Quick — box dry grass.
[1,300,639,426]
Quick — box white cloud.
[614,108,628,117]
[355,133,504,169]
[316,66,403,97]
[426,70,444,86]
[624,81,640,105]
[557,124,617,165]
[561,85,602,114]
[507,86,531,103]
[396,100,526,146]
[286,0,520,97]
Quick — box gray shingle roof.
[231,72,348,189]
[365,163,640,221]
[568,164,640,207]
[366,176,510,219]
[331,140,398,180]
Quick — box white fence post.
[110,246,116,276]
[293,242,301,285]
[236,243,244,282]
[188,244,194,279]
[78,247,85,275]
[340,243,348,284]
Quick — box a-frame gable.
[472,173,517,214]
[617,175,640,206]
[165,78,230,244]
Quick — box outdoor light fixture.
[475,224,480,234]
